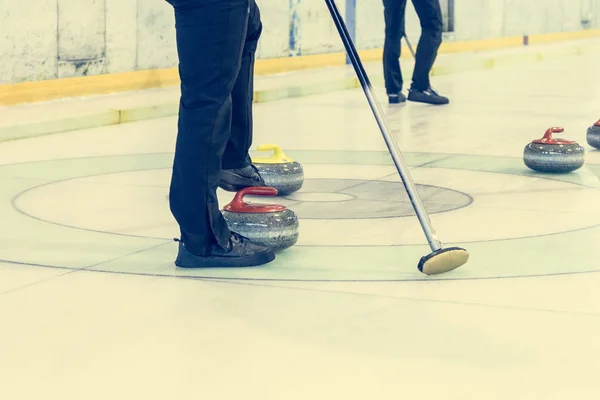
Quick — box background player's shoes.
[408,87,450,105]
[388,92,407,104]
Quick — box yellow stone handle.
[256,144,293,163]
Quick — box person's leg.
[219,0,266,192]
[166,0,274,267]
[382,0,408,103]
[407,0,449,104]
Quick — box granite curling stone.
[222,186,299,251]
[252,144,304,196]
[586,119,600,150]
[523,127,585,173]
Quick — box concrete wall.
[1,0,599,84]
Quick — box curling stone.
[586,119,600,150]
[523,127,585,173]
[222,186,299,251]
[252,144,304,196]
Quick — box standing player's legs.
[382,0,408,104]
[407,0,449,105]
[219,0,267,192]
[166,0,275,267]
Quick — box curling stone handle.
[224,186,284,213]
[533,127,575,145]
[233,186,278,201]
[543,127,564,140]
[257,144,289,162]
[595,120,600,127]
[228,187,278,211]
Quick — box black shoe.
[407,87,449,105]
[219,164,266,192]
[175,232,275,268]
[388,92,407,104]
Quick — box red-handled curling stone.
[222,187,299,251]
[523,127,585,173]
[586,119,600,150]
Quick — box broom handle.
[324,0,442,251]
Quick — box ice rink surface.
[0,47,599,399]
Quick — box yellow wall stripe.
[1,29,599,107]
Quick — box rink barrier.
[1,29,600,108]
[1,32,600,142]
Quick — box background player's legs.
[382,0,408,103]
[407,0,449,104]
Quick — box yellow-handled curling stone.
[324,0,469,275]
[252,144,304,196]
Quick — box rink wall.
[1,0,600,105]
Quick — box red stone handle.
[532,127,575,145]
[223,186,286,213]
[594,119,600,127]
[238,186,279,198]
[544,127,564,137]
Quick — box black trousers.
[382,0,443,94]
[166,0,262,256]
